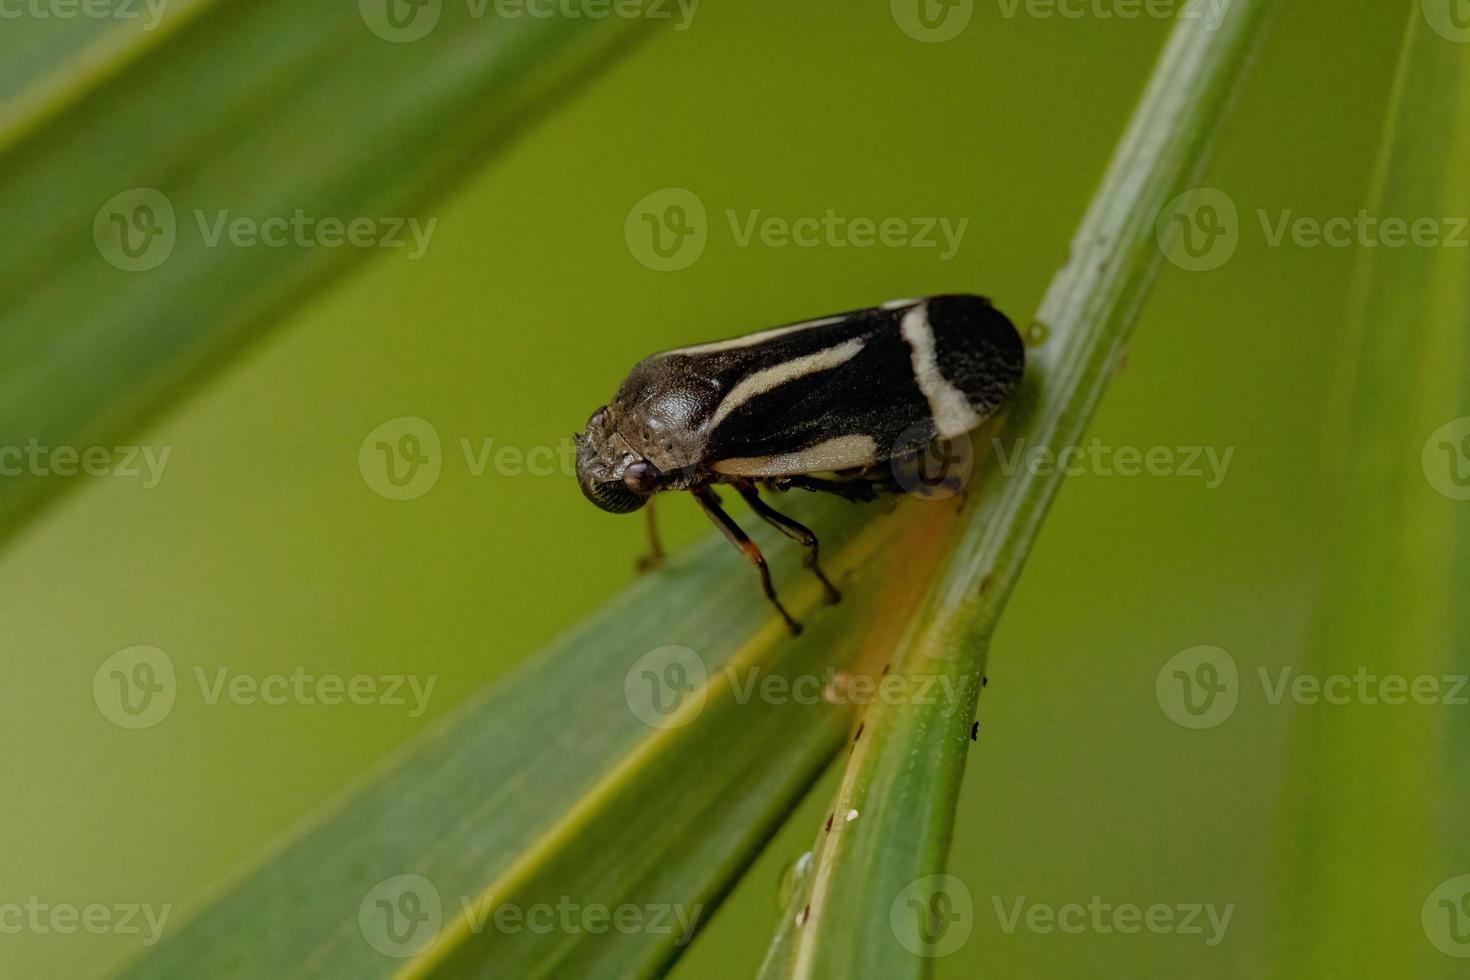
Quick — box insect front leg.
[692,486,802,635]
[636,498,665,574]
[768,474,879,502]
[734,482,841,605]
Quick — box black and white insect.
[575,294,1024,634]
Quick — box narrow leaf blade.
[763,2,1277,976]
[0,2,654,541]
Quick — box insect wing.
[698,295,1022,476]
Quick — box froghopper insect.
[574,294,1024,633]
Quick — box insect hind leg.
[692,487,802,635]
[735,482,841,604]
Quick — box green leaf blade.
[762,3,1278,976]
[117,495,965,978]
[1276,9,1470,974]
[0,1,656,541]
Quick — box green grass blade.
[760,3,1277,976]
[1275,9,1470,975]
[0,2,655,542]
[115,494,967,978]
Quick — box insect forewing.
[662,295,1023,476]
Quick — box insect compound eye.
[580,477,646,514]
[586,407,607,431]
[622,460,659,495]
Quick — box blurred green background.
[0,0,1446,976]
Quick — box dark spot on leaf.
[970,721,979,741]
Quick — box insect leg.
[636,498,665,573]
[692,487,802,635]
[734,482,841,604]
[769,475,879,502]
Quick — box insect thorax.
[608,358,718,480]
